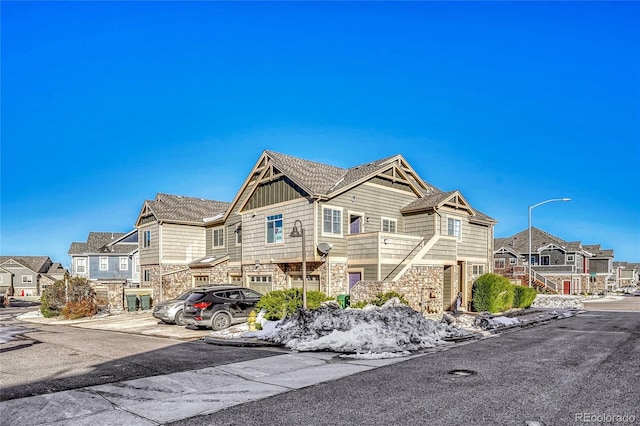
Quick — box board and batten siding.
[162,224,206,263]
[242,199,315,263]
[316,181,419,257]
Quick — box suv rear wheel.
[211,311,231,331]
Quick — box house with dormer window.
[182,150,495,314]
[494,227,614,294]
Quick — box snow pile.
[247,299,470,354]
[531,295,584,310]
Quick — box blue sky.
[1,1,639,266]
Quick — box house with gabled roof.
[494,227,614,294]
[613,261,640,288]
[68,230,139,286]
[183,150,496,315]
[134,193,230,301]
[0,256,68,297]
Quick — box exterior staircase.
[523,269,558,294]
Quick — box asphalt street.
[169,297,640,426]
[1,295,638,425]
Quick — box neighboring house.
[0,256,68,297]
[68,230,139,286]
[494,227,614,294]
[613,261,640,288]
[135,194,230,301]
[153,150,496,315]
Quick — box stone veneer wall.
[92,282,128,312]
[350,265,444,315]
[160,265,193,301]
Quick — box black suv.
[182,285,263,330]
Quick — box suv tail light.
[193,301,212,309]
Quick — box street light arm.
[528,197,571,289]
[529,198,571,209]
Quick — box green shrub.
[40,277,96,319]
[350,291,409,309]
[512,285,537,308]
[256,288,334,320]
[40,293,61,318]
[472,273,514,313]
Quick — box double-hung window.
[266,214,283,244]
[100,257,109,271]
[119,257,128,271]
[143,230,151,248]
[382,217,397,233]
[213,228,224,248]
[76,258,86,274]
[447,217,461,241]
[323,207,342,236]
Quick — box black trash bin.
[140,294,151,310]
[126,294,138,312]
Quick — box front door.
[348,272,361,290]
[349,215,362,234]
[563,280,571,295]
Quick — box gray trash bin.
[126,294,138,312]
[140,294,151,310]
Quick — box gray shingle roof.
[400,191,455,213]
[265,150,494,222]
[495,228,613,258]
[265,151,346,195]
[0,256,52,273]
[145,193,231,224]
[68,232,135,255]
[265,150,436,196]
[495,227,567,254]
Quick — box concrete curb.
[203,336,285,347]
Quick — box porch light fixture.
[290,220,307,309]
[528,198,571,287]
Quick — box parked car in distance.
[183,286,263,330]
[152,287,209,326]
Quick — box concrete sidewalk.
[5,307,586,425]
[0,350,425,426]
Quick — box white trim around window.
[119,257,128,271]
[322,205,343,237]
[381,217,397,233]
[447,216,462,241]
[75,257,87,274]
[266,214,284,244]
[99,257,109,271]
[213,227,225,248]
[22,275,33,284]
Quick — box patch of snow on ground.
[531,295,584,310]
[245,299,470,354]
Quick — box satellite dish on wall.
[317,242,333,255]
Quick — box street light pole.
[528,198,571,287]
[290,220,307,310]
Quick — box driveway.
[18,310,211,341]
